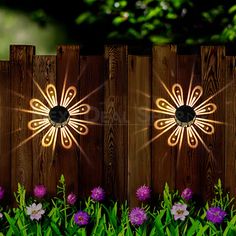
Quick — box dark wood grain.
[152,45,177,194]
[0,61,11,203]
[79,56,104,196]
[175,54,204,195]
[56,45,80,194]
[128,55,151,207]
[10,45,35,195]
[32,56,57,195]
[225,56,236,196]
[104,45,128,202]
[201,46,226,199]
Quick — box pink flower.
[181,188,193,201]
[33,185,47,199]
[91,187,105,202]
[67,192,77,205]
[171,203,189,221]
[136,185,151,201]
[26,203,45,221]
[0,186,5,200]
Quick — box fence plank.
[225,56,236,195]
[10,45,35,196]
[128,55,151,207]
[201,46,226,199]
[104,45,128,201]
[175,54,204,195]
[32,56,57,195]
[56,45,80,194]
[79,56,104,196]
[152,45,177,194]
[0,61,11,203]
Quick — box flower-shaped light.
[27,80,91,150]
[152,78,224,153]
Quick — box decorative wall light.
[151,77,225,153]
[20,80,93,152]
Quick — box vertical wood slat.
[225,56,236,195]
[0,61,11,203]
[128,56,151,207]
[79,56,104,196]
[56,45,80,194]
[10,45,35,196]
[152,45,177,194]
[175,54,204,195]
[104,45,128,201]
[201,46,226,199]
[32,56,57,195]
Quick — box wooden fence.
[0,45,235,207]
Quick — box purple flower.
[136,185,151,201]
[74,211,90,226]
[171,203,189,221]
[67,192,77,205]
[91,187,105,202]
[206,207,227,224]
[129,207,147,226]
[0,186,5,200]
[181,188,193,201]
[33,185,47,199]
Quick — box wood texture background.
[0,45,235,206]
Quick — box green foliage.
[0,176,236,235]
[74,0,236,44]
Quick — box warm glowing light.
[150,74,226,153]
[19,81,94,151]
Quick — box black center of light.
[49,105,70,125]
[175,105,196,124]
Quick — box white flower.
[26,203,45,221]
[0,212,3,218]
[171,203,189,221]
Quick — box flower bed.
[0,176,235,235]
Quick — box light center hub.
[49,105,70,128]
[175,105,196,127]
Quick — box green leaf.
[75,12,93,24]
[50,222,61,235]
[4,212,20,235]
[84,0,97,5]
[44,226,52,236]
[229,5,236,14]
[113,16,126,25]
[166,13,177,19]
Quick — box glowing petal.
[68,119,89,135]
[46,84,57,108]
[68,104,91,116]
[30,99,49,115]
[194,119,215,135]
[156,98,176,114]
[28,118,50,131]
[195,103,217,116]
[154,118,175,130]
[187,86,203,107]
[187,127,198,148]
[172,84,184,106]
[61,86,77,107]
[167,126,183,146]
[60,127,73,149]
[42,126,57,147]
